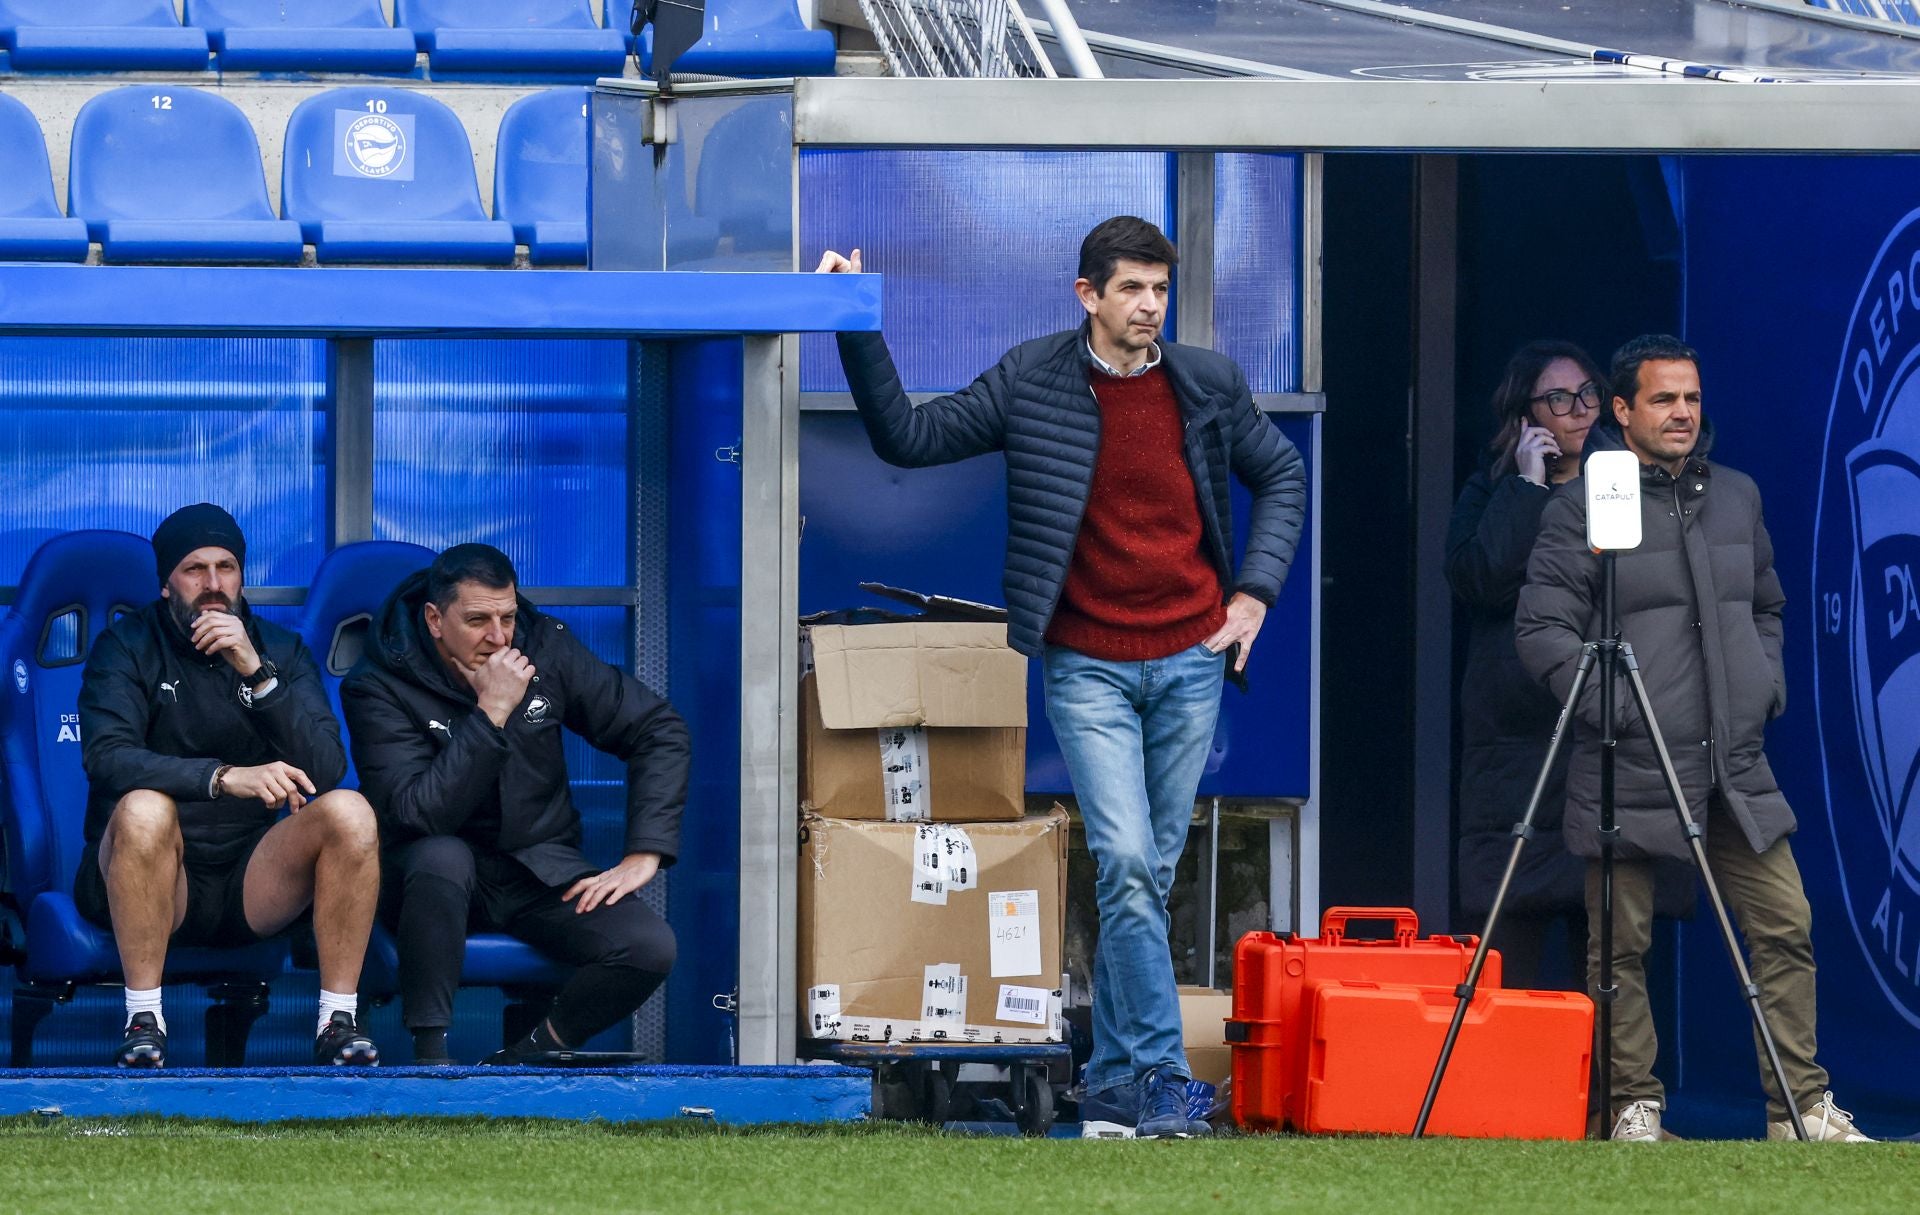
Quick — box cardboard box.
[1179,986,1234,1086]
[799,808,1068,1044]
[801,621,1027,822]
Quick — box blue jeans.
[1044,641,1225,1096]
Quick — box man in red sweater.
[821,217,1306,1138]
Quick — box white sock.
[125,987,165,1035]
[318,990,358,1035]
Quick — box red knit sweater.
[1045,364,1226,661]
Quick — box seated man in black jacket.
[77,503,381,1068]
[341,543,688,1065]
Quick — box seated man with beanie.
[77,503,383,1068]
[341,543,688,1065]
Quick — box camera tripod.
[1412,552,1809,1142]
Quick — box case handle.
[1319,906,1419,945]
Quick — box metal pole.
[1596,551,1619,1131]
[1413,645,1597,1137]
[736,333,802,1065]
[326,338,375,547]
[1030,0,1102,78]
[1618,648,1809,1142]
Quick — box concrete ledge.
[0,1065,871,1124]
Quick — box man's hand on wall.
[814,248,862,273]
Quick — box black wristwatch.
[242,659,278,689]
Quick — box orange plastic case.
[1227,907,1501,1132]
[1301,981,1593,1140]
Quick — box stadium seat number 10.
[365,99,388,114]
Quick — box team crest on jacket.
[524,695,551,724]
[1816,205,1920,1028]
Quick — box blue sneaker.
[1137,1065,1210,1139]
[1078,1080,1139,1139]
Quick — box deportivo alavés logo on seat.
[333,109,415,182]
[1816,205,1920,1029]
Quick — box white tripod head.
[1585,449,1644,552]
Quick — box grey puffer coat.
[1514,419,1795,862]
[835,325,1307,659]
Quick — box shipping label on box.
[799,808,1068,1043]
[800,622,1028,822]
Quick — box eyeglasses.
[1529,380,1602,417]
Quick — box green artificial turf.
[0,1117,1910,1214]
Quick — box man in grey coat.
[1517,335,1869,1143]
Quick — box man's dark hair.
[1610,334,1699,406]
[1077,216,1177,296]
[427,543,517,611]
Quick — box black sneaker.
[481,1034,542,1066]
[314,1011,379,1066]
[116,1012,166,1069]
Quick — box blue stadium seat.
[0,0,209,71]
[617,0,835,78]
[298,543,569,1039]
[187,0,417,74]
[395,0,625,75]
[495,87,589,265]
[67,87,304,265]
[0,94,88,262]
[282,88,517,265]
[1,531,288,1067]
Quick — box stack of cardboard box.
[797,618,1067,1045]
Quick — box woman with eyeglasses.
[1445,340,1604,989]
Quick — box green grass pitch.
[1,1117,1912,1214]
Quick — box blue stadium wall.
[1668,154,1920,1137]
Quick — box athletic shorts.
[74,825,275,950]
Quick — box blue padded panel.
[282,88,517,266]
[68,87,301,265]
[626,0,834,78]
[0,1,209,71]
[0,530,153,908]
[494,88,589,264]
[0,94,87,263]
[307,220,515,266]
[297,540,434,790]
[93,220,303,265]
[187,0,417,73]
[0,218,90,262]
[359,927,569,996]
[24,891,287,984]
[396,0,624,73]
[524,221,587,265]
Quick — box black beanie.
[152,503,246,584]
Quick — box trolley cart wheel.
[873,1062,918,1122]
[920,1061,954,1124]
[1014,1064,1055,1137]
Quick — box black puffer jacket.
[1447,464,1585,915]
[836,325,1307,657]
[341,572,691,886]
[1516,419,1794,861]
[79,598,344,867]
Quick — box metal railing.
[854,0,1065,77]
